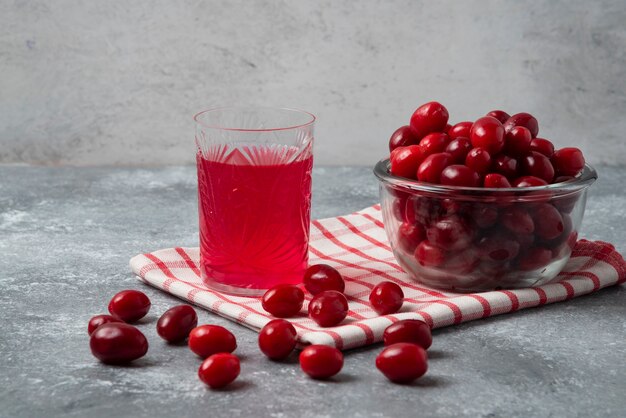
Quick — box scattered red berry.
[90,323,148,364]
[198,353,240,389]
[383,319,432,349]
[369,282,404,315]
[299,345,343,379]
[376,343,428,384]
[261,284,305,318]
[108,290,151,323]
[308,290,349,327]
[157,305,198,343]
[257,319,298,360]
[87,315,123,336]
[188,325,237,358]
[303,264,345,295]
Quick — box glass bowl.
[373,159,597,292]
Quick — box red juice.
[197,146,313,292]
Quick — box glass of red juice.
[194,107,315,296]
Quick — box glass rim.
[193,106,316,132]
[373,158,597,195]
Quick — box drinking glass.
[194,106,315,296]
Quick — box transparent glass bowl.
[374,159,597,292]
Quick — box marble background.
[1,0,625,166]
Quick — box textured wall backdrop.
[1,0,625,166]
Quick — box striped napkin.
[129,205,626,350]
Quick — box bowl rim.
[373,158,597,195]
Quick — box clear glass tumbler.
[194,106,315,296]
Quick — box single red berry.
[188,325,237,358]
[390,145,426,179]
[308,290,349,327]
[521,151,555,183]
[486,110,511,124]
[258,319,297,360]
[156,305,198,343]
[426,216,474,251]
[303,264,345,295]
[299,345,343,379]
[389,125,420,152]
[465,147,492,174]
[417,152,453,184]
[440,165,480,187]
[492,154,519,179]
[89,323,148,364]
[503,112,539,138]
[500,207,535,235]
[445,137,472,163]
[261,284,304,318]
[108,290,151,323]
[512,176,548,187]
[383,320,432,349]
[552,147,585,177]
[470,116,505,155]
[398,221,426,252]
[419,133,450,156]
[448,121,473,139]
[198,353,240,389]
[476,233,520,262]
[414,241,445,267]
[409,102,449,139]
[530,138,555,158]
[87,315,123,336]
[504,126,532,157]
[532,204,564,240]
[483,173,511,188]
[369,282,404,315]
[517,247,553,271]
[376,343,428,384]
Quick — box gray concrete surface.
[2,0,626,166]
[0,165,625,418]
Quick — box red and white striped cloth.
[130,205,626,350]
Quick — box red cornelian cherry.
[465,147,492,174]
[448,121,473,139]
[108,290,151,323]
[89,323,148,364]
[376,343,428,384]
[503,112,539,138]
[308,290,349,327]
[492,154,519,179]
[398,221,425,252]
[426,216,474,251]
[440,165,480,187]
[369,281,404,315]
[521,151,555,183]
[445,137,472,163]
[532,204,564,240]
[88,315,123,336]
[383,319,432,349]
[198,353,240,389]
[486,110,511,124]
[303,264,345,295]
[188,325,237,358]
[419,132,450,156]
[518,247,553,271]
[470,116,505,155]
[390,145,426,179]
[483,173,511,188]
[258,319,297,360]
[552,147,585,177]
[530,138,555,158]
[389,125,420,151]
[261,284,304,318]
[513,176,548,187]
[501,207,535,235]
[504,126,532,157]
[417,152,452,184]
[476,233,520,262]
[157,305,198,343]
[409,102,449,139]
[414,241,445,267]
[299,345,344,379]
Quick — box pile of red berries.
[389,102,585,187]
[89,265,433,387]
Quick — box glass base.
[201,275,268,297]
